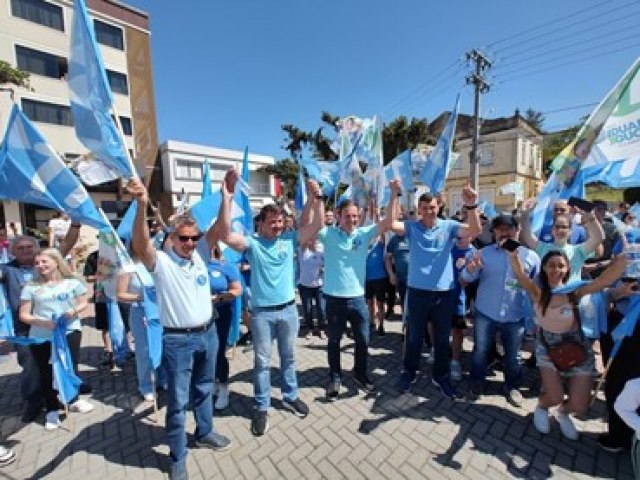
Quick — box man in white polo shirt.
[129,178,230,480]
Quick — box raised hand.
[462,180,478,206]
[222,168,238,198]
[389,179,402,196]
[127,178,149,204]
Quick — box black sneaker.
[326,379,341,402]
[432,377,461,400]
[251,410,269,436]
[354,375,376,393]
[100,351,114,367]
[282,398,309,418]
[596,434,627,453]
[377,325,385,336]
[238,332,252,346]
[397,371,416,394]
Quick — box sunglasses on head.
[176,234,203,243]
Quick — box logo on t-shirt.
[57,292,70,302]
[196,275,207,286]
[352,238,362,251]
[211,271,221,278]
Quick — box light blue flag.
[190,192,222,231]
[107,300,129,364]
[51,315,83,404]
[295,167,307,213]
[116,200,137,244]
[378,150,413,206]
[0,105,111,231]
[0,286,14,338]
[68,0,132,179]
[142,286,163,369]
[611,296,640,359]
[227,291,242,347]
[234,147,254,237]
[202,159,213,199]
[299,155,341,197]
[419,94,460,193]
[479,200,499,220]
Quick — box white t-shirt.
[297,244,324,288]
[49,217,71,240]
[151,248,212,329]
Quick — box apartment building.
[0,0,158,233]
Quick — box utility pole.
[465,49,491,192]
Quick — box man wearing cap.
[129,178,231,480]
[461,214,540,405]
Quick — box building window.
[521,139,528,166]
[10,0,64,31]
[106,70,128,95]
[119,116,132,136]
[479,145,494,166]
[15,45,68,80]
[21,98,72,126]
[175,160,203,180]
[94,20,124,50]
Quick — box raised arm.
[377,180,401,234]
[59,223,81,257]
[298,180,325,246]
[210,169,248,252]
[580,210,605,256]
[457,181,481,238]
[506,248,541,303]
[519,199,539,250]
[575,254,627,298]
[127,178,157,270]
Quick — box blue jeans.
[470,310,524,390]
[251,303,299,411]
[162,322,218,466]
[404,287,456,379]
[298,285,325,331]
[324,295,370,381]
[129,305,154,396]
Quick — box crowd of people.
[1,170,640,479]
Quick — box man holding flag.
[128,178,230,480]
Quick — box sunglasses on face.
[176,234,203,243]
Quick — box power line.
[494,41,640,84]
[495,11,640,70]
[383,61,464,119]
[488,0,632,54]
[542,102,598,116]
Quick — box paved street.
[0,311,633,479]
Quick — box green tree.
[524,108,545,132]
[0,60,31,90]
[258,158,299,201]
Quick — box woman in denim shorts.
[509,248,627,440]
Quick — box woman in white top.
[19,248,93,430]
[117,257,161,402]
[509,248,626,440]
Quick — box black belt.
[163,319,213,335]
[256,300,295,311]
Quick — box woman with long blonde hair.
[19,248,93,430]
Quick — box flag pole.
[591,356,614,407]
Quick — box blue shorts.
[535,330,595,377]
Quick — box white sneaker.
[69,398,94,414]
[0,445,16,466]
[44,411,60,431]
[426,347,435,365]
[215,383,229,410]
[555,411,579,440]
[450,360,462,381]
[142,393,155,402]
[533,406,550,434]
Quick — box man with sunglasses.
[212,169,324,437]
[128,178,230,480]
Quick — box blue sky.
[124,0,639,160]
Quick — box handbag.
[540,293,588,371]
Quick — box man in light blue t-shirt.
[392,182,481,399]
[212,169,324,437]
[320,180,401,401]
